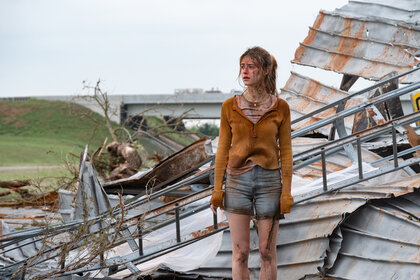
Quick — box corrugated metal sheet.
[2,2,420,280]
[291,1,420,83]
[281,0,420,137]
[179,133,419,279]
[326,188,420,279]
[284,71,350,102]
[189,2,420,278]
[190,173,420,279]
[1,140,418,279]
[312,10,420,49]
[292,137,380,179]
[336,0,420,25]
[281,72,361,135]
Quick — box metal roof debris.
[291,2,420,83]
[282,0,420,139]
[103,138,212,195]
[1,88,419,279]
[1,1,420,279]
[281,71,359,135]
[326,189,420,279]
[195,176,420,279]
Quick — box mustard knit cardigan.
[210,96,294,214]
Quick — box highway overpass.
[25,92,236,124]
[120,92,235,122]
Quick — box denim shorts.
[224,165,283,220]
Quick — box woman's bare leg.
[227,212,251,280]
[257,218,279,280]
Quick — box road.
[0,165,63,171]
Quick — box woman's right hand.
[210,189,224,214]
[210,204,218,215]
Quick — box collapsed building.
[1,0,420,279]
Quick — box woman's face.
[240,56,262,87]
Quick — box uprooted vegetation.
[0,98,209,205]
[0,95,215,279]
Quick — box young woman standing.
[210,46,293,280]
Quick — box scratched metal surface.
[280,0,420,136]
[189,175,420,279]
[291,1,420,83]
[336,0,420,25]
[183,135,419,279]
[291,137,385,180]
[280,72,360,135]
[326,187,420,280]
[2,1,420,279]
[191,2,420,277]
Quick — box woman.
[210,46,293,280]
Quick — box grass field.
[0,99,198,187]
[0,135,86,166]
[0,99,110,198]
[0,166,72,181]
[0,98,113,147]
[0,166,76,199]
[0,98,114,194]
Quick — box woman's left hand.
[280,194,294,214]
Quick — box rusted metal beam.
[352,71,402,134]
[104,138,212,195]
[293,111,420,169]
[291,66,420,126]
[340,74,359,92]
[292,80,420,138]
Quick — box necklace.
[243,91,268,106]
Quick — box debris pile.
[1,1,420,279]
[106,141,142,181]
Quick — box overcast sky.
[0,0,349,97]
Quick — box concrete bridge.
[120,92,235,122]
[26,92,236,124]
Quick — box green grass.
[0,99,117,167]
[0,99,113,144]
[0,166,77,201]
[0,166,75,191]
[0,99,199,187]
[0,167,72,181]
[0,135,85,166]
[0,98,115,188]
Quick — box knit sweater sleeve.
[214,100,232,191]
[278,100,293,212]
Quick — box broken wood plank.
[0,180,30,189]
[103,138,211,195]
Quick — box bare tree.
[80,80,118,142]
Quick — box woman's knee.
[259,246,275,263]
[233,244,250,264]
